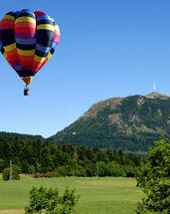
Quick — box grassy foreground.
[0,175,143,214]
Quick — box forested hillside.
[49,93,170,152]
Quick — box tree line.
[0,135,141,177]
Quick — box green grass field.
[0,175,143,214]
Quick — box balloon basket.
[24,86,30,96]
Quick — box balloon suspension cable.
[24,85,30,96]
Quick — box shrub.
[2,167,10,180]
[13,165,21,180]
[57,165,72,176]
[2,165,21,181]
[25,186,80,214]
[34,172,59,178]
[72,167,86,177]
[27,165,36,174]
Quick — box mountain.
[48,92,170,152]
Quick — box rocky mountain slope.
[49,92,170,151]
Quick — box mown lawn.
[0,175,143,214]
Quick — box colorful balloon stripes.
[0,9,60,86]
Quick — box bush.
[25,186,80,214]
[2,167,10,180]
[34,172,59,178]
[72,167,86,177]
[71,170,82,177]
[2,165,21,181]
[27,165,36,174]
[57,165,72,176]
[13,165,21,180]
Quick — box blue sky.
[0,0,170,137]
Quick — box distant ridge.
[0,132,44,141]
[48,92,170,152]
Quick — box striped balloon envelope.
[0,9,60,94]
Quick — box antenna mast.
[153,81,157,93]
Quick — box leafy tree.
[25,186,80,214]
[136,140,170,213]
[106,162,126,177]
[98,161,107,176]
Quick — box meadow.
[0,175,143,214]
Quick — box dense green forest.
[0,134,141,177]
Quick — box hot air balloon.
[0,9,60,95]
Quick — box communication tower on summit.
[153,81,157,93]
